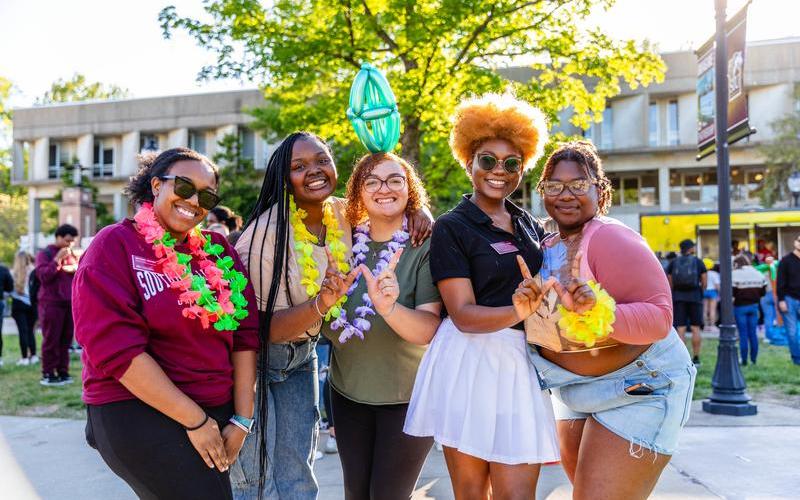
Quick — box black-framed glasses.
[159,175,220,210]
[475,153,523,173]
[363,175,407,193]
[541,178,598,197]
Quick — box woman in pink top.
[526,141,696,500]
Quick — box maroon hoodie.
[35,244,77,304]
[73,219,260,407]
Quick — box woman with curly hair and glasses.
[405,93,591,498]
[526,141,696,499]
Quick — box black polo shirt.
[430,195,545,330]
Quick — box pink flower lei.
[133,203,250,331]
[330,217,409,343]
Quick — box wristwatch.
[229,414,255,434]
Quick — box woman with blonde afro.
[405,93,593,498]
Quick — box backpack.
[671,255,699,290]
[29,247,53,311]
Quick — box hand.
[360,248,403,316]
[318,247,361,311]
[779,301,788,313]
[186,415,229,471]
[54,247,71,261]
[512,255,555,321]
[551,251,596,314]
[408,207,434,247]
[221,423,248,464]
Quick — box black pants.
[332,388,432,500]
[86,399,234,500]
[11,299,37,357]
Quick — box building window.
[667,100,679,145]
[93,139,114,177]
[140,134,159,153]
[189,131,207,155]
[608,172,658,206]
[239,128,255,160]
[48,142,71,179]
[649,102,659,146]
[600,107,613,150]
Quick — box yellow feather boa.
[556,280,616,348]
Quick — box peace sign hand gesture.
[551,251,596,314]
[359,248,403,317]
[318,247,361,311]
[512,255,555,321]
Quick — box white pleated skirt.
[404,318,560,465]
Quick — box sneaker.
[58,374,74,384]
[16,358,31,367]
[692,356,701,366]
[0,359,4,368]
[30,355,39,364]
[314,450,324,461]
[324,435,338,454]
[40,375,65,387]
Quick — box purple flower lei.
[330,217,409,343]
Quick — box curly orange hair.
[345,152,429,227]
[449,92,548,172]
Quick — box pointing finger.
[358,264,375,285]
[387,248,404,272]
[517,255,533,280]
[325,246,337,270]
[571,251,583,279]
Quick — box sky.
[0,0,796,109]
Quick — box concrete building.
[11,89,268,251]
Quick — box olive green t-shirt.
[321,238,440,405]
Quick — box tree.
[160,0,664,210]
[760,85,800,208]
[0,76,28,264]
[35,73,130,105]
[213,133,264,221]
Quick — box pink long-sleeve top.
[581,217,673,344]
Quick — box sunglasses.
[475,153,523,174]
[364,175,407,193]
[159,175,220,210]
[541,179,598,197]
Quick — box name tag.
[490,241,519,255]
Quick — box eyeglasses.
[364,175,407,193]
[475,153,523,174]
[540,179,598,197]
[159,175,220,210]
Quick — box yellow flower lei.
[556,280,616,348]
[289,196,350,321]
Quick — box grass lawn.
[691,337,800,405]
[0,332,85,419]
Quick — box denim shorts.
[704,289,719,300]
[527,329,697,456]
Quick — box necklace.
[330,218,409,343]
[133,203,249,331]
[289,195,349,320]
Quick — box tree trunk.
[401,116,422,168]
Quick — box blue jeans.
[783,296,800,364]
[231,340,320,500]
[762,294,787,346]
[734,303,760,364]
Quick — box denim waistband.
[268,338,318,373]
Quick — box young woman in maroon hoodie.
[72,148,259,500]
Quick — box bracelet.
[184,413,208,432]
[228,417,251,434]
[313,294,325,317]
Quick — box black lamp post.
[702,0,757,416]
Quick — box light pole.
[702,0,757,416]
[788,171,800,207]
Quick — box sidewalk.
[1,399,798,499]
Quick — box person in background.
[703,258,720,331]
[777,235,800,365]
[209,205,244,246]
[207,222,231,237]
[0,261,13,367]
[755,256,786,346]
[11,251,38,366]
[315,336,338,455]
[666,239,707,365]
[732,255,767,366]
[36,223,79,386]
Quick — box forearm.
[231,351,257,418]
[382,305,441,345]
[269,299,321,343]
[118,353,206,428]
[449,304,519,333]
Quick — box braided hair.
[536,140,613,216]
[240,131,330,498]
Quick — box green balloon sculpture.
[346,63,401,153]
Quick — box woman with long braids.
[527,141,696,499]
[73,148,259,499]
[232,132,432,499]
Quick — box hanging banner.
[696,3,754,160]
